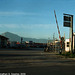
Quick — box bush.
[62,52,75,58]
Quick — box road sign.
[64,22,71,27]
[64,16,71,21]
[63,15,71,27]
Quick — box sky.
[0,0,75,39]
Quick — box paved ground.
[0,48,75,75]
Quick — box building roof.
[0,35,8,39]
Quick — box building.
[65,39,70,52]
[55,40,60,51]
[0,35,8,48]
[65,33,75,52]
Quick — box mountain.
[2,32,21,42]
[2,32,52,43]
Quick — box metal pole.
[53,33,55,52]
[69,27,71,52]
[71,15,73,53]
[70,15,73,54]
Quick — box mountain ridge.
[1,32,50,43]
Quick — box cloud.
[0,24,56,29]
[19,24,56,29]
[0,24,19,28]
[0,12,39,16]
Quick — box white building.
[65,33,75,52]
[65,39,70,52]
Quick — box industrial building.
[0,35,8,48]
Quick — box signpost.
[64,16,71,21]
[64,22,71,27]
[63,14,73,53]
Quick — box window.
[67,42,69,47]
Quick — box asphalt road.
[0,48,75,75]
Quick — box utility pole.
[21,37,23,48]
[64,32,65,52]
[53,33,55,52]
[71,15,73,53]
[21,37,23,44]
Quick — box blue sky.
[0,0,75,39]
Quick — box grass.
[61,52,75,58]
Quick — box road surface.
[0,48,75,75]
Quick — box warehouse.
[0,35,8,48]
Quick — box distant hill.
[2,32,21,42]
[1,32,53,43]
